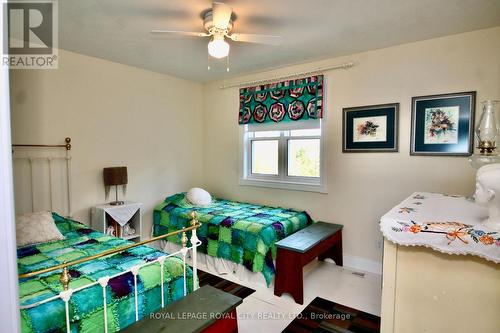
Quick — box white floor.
[198,259,382,333]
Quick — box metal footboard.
[18,211,201,333]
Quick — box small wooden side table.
[274,222,343,304]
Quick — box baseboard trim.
[343,254,382,275]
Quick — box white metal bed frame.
[19,235,201,333]
[13,138,201,333]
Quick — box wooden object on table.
[274,222,343,304]
[106,217,121,237]
[120,285,242,333]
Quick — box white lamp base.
[469,154,500,170]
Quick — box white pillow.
[16,211,64,247]
[186,188,212,207]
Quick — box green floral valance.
[238,75,324,124]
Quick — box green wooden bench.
[120,285,242,333]
[274,221,343,304]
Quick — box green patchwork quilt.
[18,213,192,333]
[153,193,312,285]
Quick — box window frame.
[250,138,280,177]
[240,120,327,193]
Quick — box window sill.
[239,178,327,194]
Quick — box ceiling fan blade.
[227,33,282,45]
[150,30,209,37]
[212,2,232,29]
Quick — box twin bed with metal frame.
[13,138,201,333]
[152,191,314,287]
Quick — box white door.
[0,3,21,332]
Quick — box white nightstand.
[91,201,142,242]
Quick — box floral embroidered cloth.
[380,192,500,263]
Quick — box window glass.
[251,140,279,175]
[287,139,320,177]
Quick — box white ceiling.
[59,0,500,82]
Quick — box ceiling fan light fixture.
[151,1,282,68]
[208,34,230,59]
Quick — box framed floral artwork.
[342,103,399,152]
[411,91,476,156]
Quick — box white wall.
[10,49,205,238]
[202,27,500,271]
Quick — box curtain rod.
[218,61,357,89]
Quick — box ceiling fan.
[151,1,282,60]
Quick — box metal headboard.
[12,137,72,217]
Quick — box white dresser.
[380,193,500,333]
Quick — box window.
[288,138,320,177]
[240,120,326,192]
[251,140,279,175]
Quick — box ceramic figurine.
[106,225,115,236]
[123,223,135,236]
[475,163,500,230]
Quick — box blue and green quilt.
[153,193,312,285]
[18,213,192,333]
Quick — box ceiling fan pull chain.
[226,54,230,72]
[207,53,211,71]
